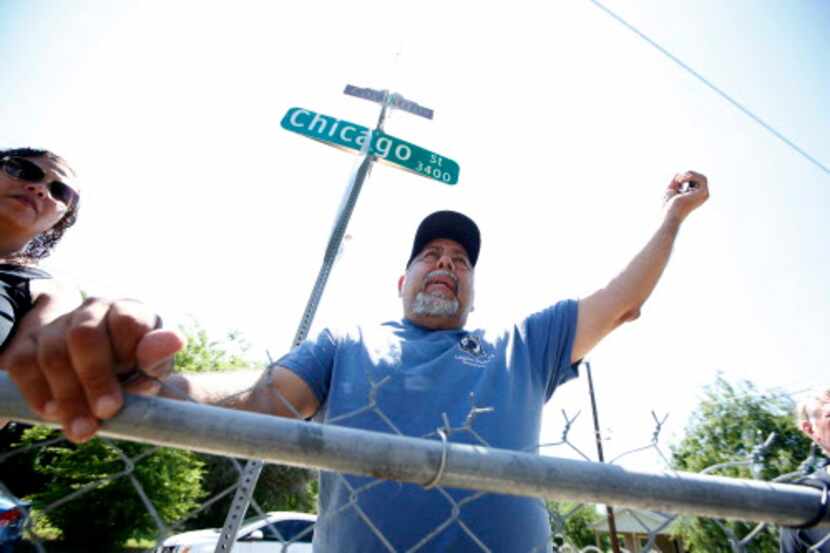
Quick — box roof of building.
[590,508,679,535]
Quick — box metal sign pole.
[213,96,391,553]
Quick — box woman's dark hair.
[1,147,80,262]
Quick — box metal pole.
[586,361,622,553]
[1,376,828,529]
[214,96,391,552]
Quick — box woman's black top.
[0,263,50,352]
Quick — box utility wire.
[588,0,830,176]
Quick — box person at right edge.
[780,390,830,552]
[6,171,709,552]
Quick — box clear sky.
[2,0,828,470]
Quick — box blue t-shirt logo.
[456,333,495,369]
[458,334,482,356]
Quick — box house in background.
[590,508,685,552]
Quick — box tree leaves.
[670,375,818,553]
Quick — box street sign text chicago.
[281,107,458,184]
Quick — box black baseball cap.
[406,210,481,268]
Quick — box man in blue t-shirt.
[278,274,579,551]
[6,171,710,551]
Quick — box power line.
[587,0,830,176]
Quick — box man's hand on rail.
[0,297,184,443]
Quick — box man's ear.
[397,275,405,297]
[801,419,815,438]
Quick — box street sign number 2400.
[281,107,459,185]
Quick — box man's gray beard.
[411,291,460,317]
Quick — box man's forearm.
[159,370,271,412]
[158,368,311,419]
[572,213,684,362]
[604,214,682,322]
[572,171,709,363]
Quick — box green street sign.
[280,107,459,185]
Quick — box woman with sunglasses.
[0,145,180,443]
[0,150,181,444]
[0,147,80,356]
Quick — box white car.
[155,511,315,553]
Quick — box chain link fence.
[1,371,827,553]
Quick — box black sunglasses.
[0,156,79,209]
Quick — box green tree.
[174,323,256,373]
[670,376,817,553]
[0,421,49,499]
[20,425,204,551]
[548,501,605,550]
[185,455,317,530]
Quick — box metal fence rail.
[1,373,826,533]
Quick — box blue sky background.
[2,1,828,469]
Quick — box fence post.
[587,361,622,553]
